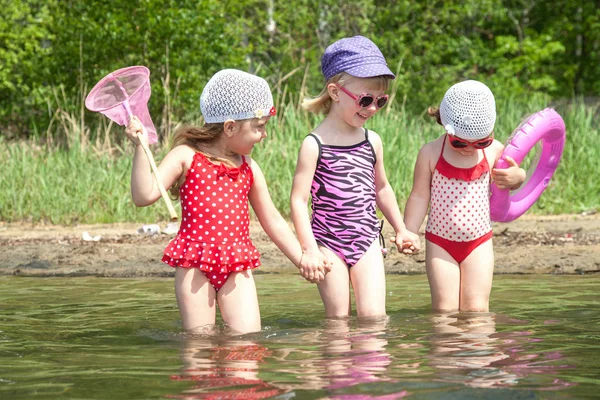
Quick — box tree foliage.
[1,0,598,137]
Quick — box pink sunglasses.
[335,84,389,109]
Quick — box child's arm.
[403,144,434,240]
[290,137,332,280]
[490,141,526,190]
[369,132,421,253]
[125,116,188,206]
[248,158,323,280]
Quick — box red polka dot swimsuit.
[162,152,260,290]
[425,139,493,263]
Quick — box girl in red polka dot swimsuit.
[403,81,526,313]
[125,69,331,334]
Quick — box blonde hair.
[169,122,240,198]
[302,72,391,114]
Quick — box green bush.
[1,0,599,138]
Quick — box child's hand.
[125,116,148,147]
[299,250,331,284]
[492,156,526,190]
[390,229,421,254]
[315,252,333,275]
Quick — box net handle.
[125,105,178,221]
[138,138,178,221]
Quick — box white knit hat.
[200,69,275,123]
[439,80,496,139]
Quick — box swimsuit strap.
[308,129,375,165]
[363,128,378,165]
[434,135,447,169]
[482,146,490,165]
[307,133,323,165]
[481,147,492,183]
[307,132,321,145]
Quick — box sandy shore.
[1,214,599,277]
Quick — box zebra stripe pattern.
[309,131,381,266]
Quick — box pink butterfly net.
[85,66,158,144]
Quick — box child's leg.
[218,270,261,334]
[459,239,494,312]
[317,246,351,318]
[350,239,386,318]
[425,241,461,312]
[174,267,217,332]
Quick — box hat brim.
[345,64,396,80]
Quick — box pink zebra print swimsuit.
[309,129,381,267]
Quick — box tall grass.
[1,89,598,224]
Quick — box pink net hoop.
[85,66,158,144]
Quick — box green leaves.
[1,0,599,138]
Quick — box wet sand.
[1,214,599,277]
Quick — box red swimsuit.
[425,139,493,263]
[162,152,260,290]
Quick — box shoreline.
[1,214,599,278]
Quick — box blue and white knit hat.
[200,69,275,123]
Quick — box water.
[0,275,598,399]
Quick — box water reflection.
[169,331,284,399]
[166,313,578,398]
[0,276,595,398]
[427,313,518,388]
[321,317,408,398]
[167,318,412,399]
[425,313,576,390]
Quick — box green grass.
[1,98,598,224]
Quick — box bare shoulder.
[301,134,320,148]
[167,144,196,167]
[245,156,262,173]
[420,136,444,159]
[413,136,443,173]
[298,134,321,158]
[366,129,382,141]
[366,129,383,149]
[486,139,505,162]
[169,144,196,157]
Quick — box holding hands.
[298,249,332,284]
[390,228,421,255]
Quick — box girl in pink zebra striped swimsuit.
[291,36,420,319]
[404,81,526,313]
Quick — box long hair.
[169,123,237,198]
[302,72,391,114]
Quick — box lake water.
[0,275,598,399]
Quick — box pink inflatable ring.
[490,108,565,222]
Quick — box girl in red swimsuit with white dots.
[125,69,331,334]
[403,81,526,313]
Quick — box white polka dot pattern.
[162,152,260,274]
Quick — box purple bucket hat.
[321,36,395,80]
